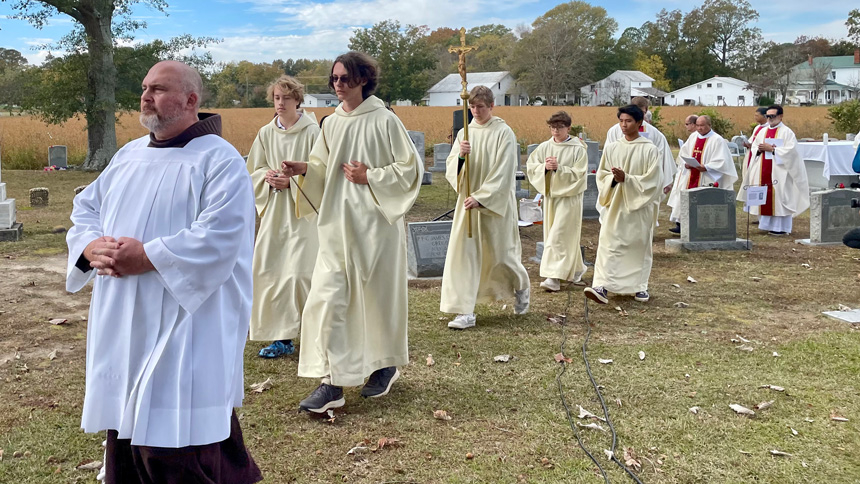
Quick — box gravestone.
[30,187,49,207]
[585,140,599,172]
[582,174,599,220]
[796,189,860,245]
[407,221,452,278]
[666,187,750,251]
[422,172,432,186]
[0,147,23,241]
[74,185,89,195]
[407,131,425,160]
[431,143,451,173]
[48,145,68,169]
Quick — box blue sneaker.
[258,340,294,358]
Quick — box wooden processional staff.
[449,28,477,238]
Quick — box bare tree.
[808,59,833,105]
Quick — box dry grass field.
[0,105,842,169]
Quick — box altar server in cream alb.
[440,85,531,330]
[246,75,320,359]
[281,52,423,414]
[585,105,662,306]
[526,111,588,292]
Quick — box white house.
[580,70,666,106]
[301,94,339,108]
[426,71,528,107]
[665,76,754,106]
[781,50,860,105]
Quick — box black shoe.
[669,223,681,234]
[299,384,345,413]
[360,367,400,398]
[768,231,787,236]
[843,228,860,249]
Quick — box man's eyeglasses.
[765,114,778,119]
[330,75,350,84]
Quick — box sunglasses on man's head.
[330,75,351,84]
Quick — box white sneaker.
[448,313,476,329]
[540,278,561,292]
[514,287,530,314]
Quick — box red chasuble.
[687,136,708,189]
[758,126,779,216]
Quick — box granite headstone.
[407,221,452,278]
[582,174,599,220]
[666,187,750,251]
[48,145,68,169]
[29,187,49,207]
[431,143,451,173]
[797,189,860,245]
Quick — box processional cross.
[448,28,478,237]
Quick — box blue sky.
[0,0,852,66]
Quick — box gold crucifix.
[448,27,478,237]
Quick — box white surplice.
[66,134,256,447]
[667,130,738,222]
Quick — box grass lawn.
[1,169,859,483]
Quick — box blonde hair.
[266,75,305,107]
[468,85,494,106]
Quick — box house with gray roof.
[580,70,667,107]
[426,71,528,107]
[781,51,860,105]
[301,93,339,108]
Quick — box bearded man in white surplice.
[66,61,261,484]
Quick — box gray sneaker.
[514,287,530,314]
[299,384,345,413]
[361,367,400,398]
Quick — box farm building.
[580,70,667,106]
[665,76,755,106]
[426,72,529,107]
[301,93,339,108]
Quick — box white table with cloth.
[796,141,859,189]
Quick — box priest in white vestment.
[585,105,662,305]
[66,61,261,483]
[667,115,738,232]
[741,107,769,184]
[440,85,531,330]
[737,105,810,235]
[247,75,320,359]
[281,52,422,413]
[526,111,588,292]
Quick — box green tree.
[683,0,762,69]
[467,25,516,73]
[0,48,28,113]
[512,1,617,105]
[633,51,671,91]
[847,9,860,46]
[348,20,435,104]
[8,0,171,169]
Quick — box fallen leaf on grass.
[371,437,401,452]
[804,418,814,423]
[737,345,755,352]
[773,352,780,357]
[615,398,622,407]
[540,457,553,468]
[674,302,689,308]
[735,335,751,343]
[76,460,102,471]
[623,448,642,471]
[790,428,798,436]
[760,384,785,392]
[769,450,792,457]
[577,422,607,432]
[671,283,681,289]
[838,304,852,312]
[547,317,562,325]
[493,354,512,363]
[755,401,775,411]
[687,276,697,283]
[433,410,452,421]
[751,276,762,282]
[802,461,808,468]
[347,444,369,455]
[577,406,607,422]
[249,378,272,393]
[730,404,756,416]
[613,306,628,316]
[689,406,701,414]
[554,353,572,364]
[638,351,646,360]
[830,414,849,422]
[48,349,57,360]
[326,409,336,424]
[465,452,474,460]
[426,354,435,366]
[501,304,507,310]
[48,319,67,325]
[801,263,810,269]
[0,449,3,461]
[603,449,614,460]
[597,358,613,364]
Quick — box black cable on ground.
[555,288,610,483]
[554,284,644,484]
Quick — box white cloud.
[207,29,355,63]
